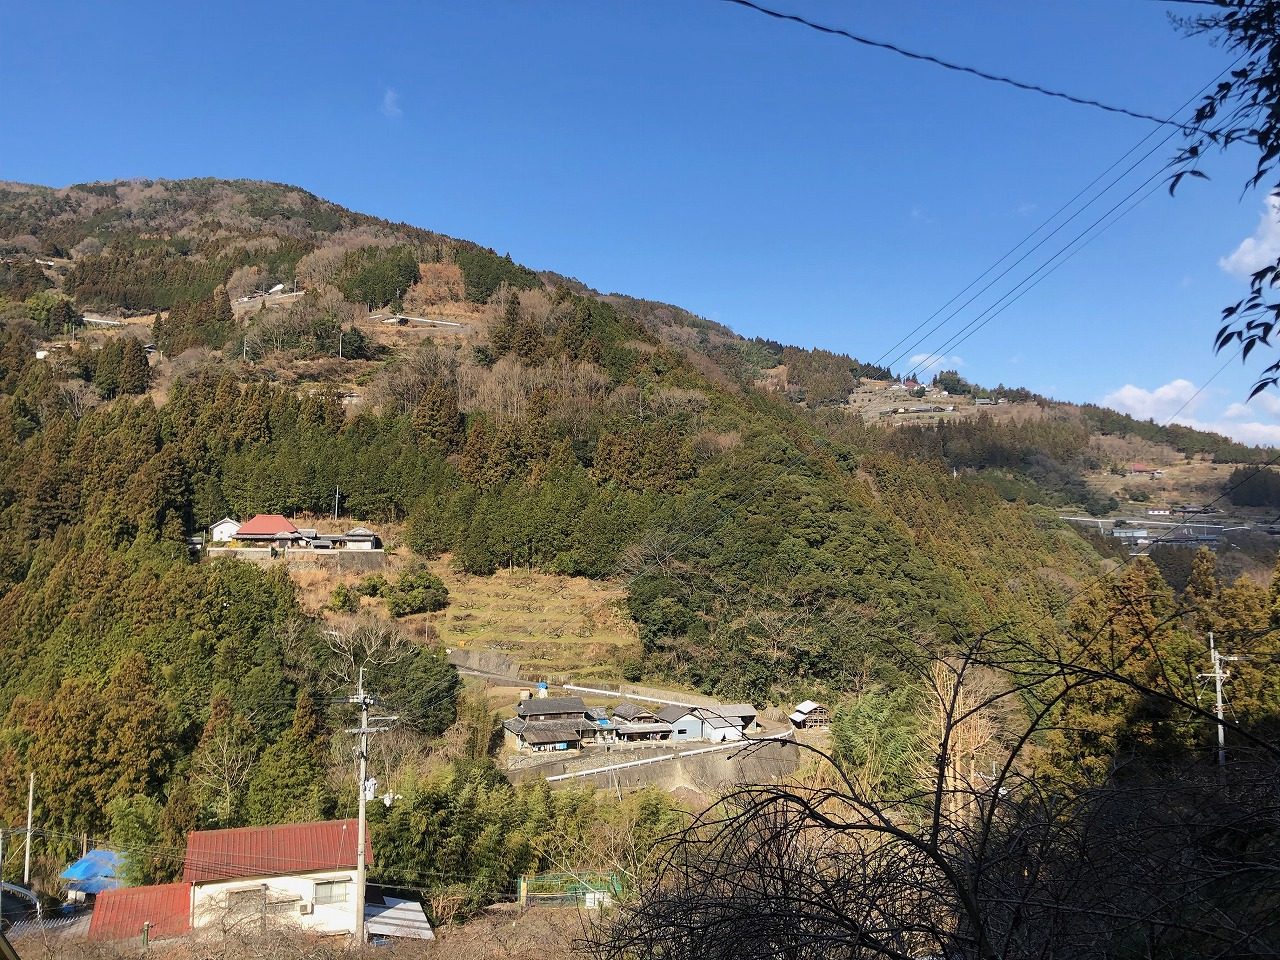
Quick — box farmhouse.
[207,514,384,555]
[653,703,759,742]
[504,696,613,752]
[229,514,304,548]
[657,705,706,742]
[88,819,431,944]
[611,701,661,724]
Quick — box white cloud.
[909,205,935,225]
[1014,201,1038,217]
[380,87,402,119]
[1104,377,1280,446]
[1220,194,1280,277]
[1102,379,1201,422]
[1204,419,1280,446]
[908,353,964,373]
[1224,392,1280,421]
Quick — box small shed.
[790,700,832,729]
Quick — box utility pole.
[333,486,339,522]
[346,667,396,946]
[1210,632,1226,768]
[23,773,33,884]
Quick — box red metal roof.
[234,514,299,536]
[88,882,191,942]
[182,819,370,883]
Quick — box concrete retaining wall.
[447,647,522,678]
[508,739,800,795]
[205,548,386,572]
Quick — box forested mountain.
[1,178,1277,932]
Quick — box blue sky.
[3,1,1278,442]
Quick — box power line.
[901,167,1174,382]
[875,60,1239,376]
[719,0,1203,128]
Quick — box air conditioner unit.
[298,902,313,916]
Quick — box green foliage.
[780,345,892,405]
[933,369,973,395]
[831,685,921,797]
[382,564,450,617]
[335,246,419,309]
[453,248,541,302]
[1080,403,1270,463]
[1226,465,1280,508]
[66,236,312,313]
[0,259,52,301]
[330,582,359,613]
[23,290,81,337]
[244,693,332,825]
[71,338,151,397]
[154,285,234,354]
[107,794,167,886]
[372,771,681,921]
[370,646,460,735]
[356,573,388,597]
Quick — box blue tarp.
[60,849,123,894]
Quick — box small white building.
[88,819,430,945]
[208,517,241,542]
[184,820,370,937]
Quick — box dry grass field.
[292,551,641,685]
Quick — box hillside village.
[2,156,1280,958]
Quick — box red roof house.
[233,514,300,539]
[183,819,370,883]
[88,882,192,942]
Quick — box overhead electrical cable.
[720,0,1205,128]
[886,57,1241,378]
[875,62,1236,376]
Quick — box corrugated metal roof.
[366,895,434,941]
[183,819,370,883]
[235,514,299,536]
[516,696,587,718]
[658,705,697,724]
[88,882,191,942]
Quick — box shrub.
[383,565,450,617]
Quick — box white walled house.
[184,820,370,937]
[208,517,241,542]
[89,819,432,944]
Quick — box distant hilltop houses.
[204,514,384,562]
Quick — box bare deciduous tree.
[590,610,1280,960]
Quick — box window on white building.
[226,887,266,916]
[314,879,352,905]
